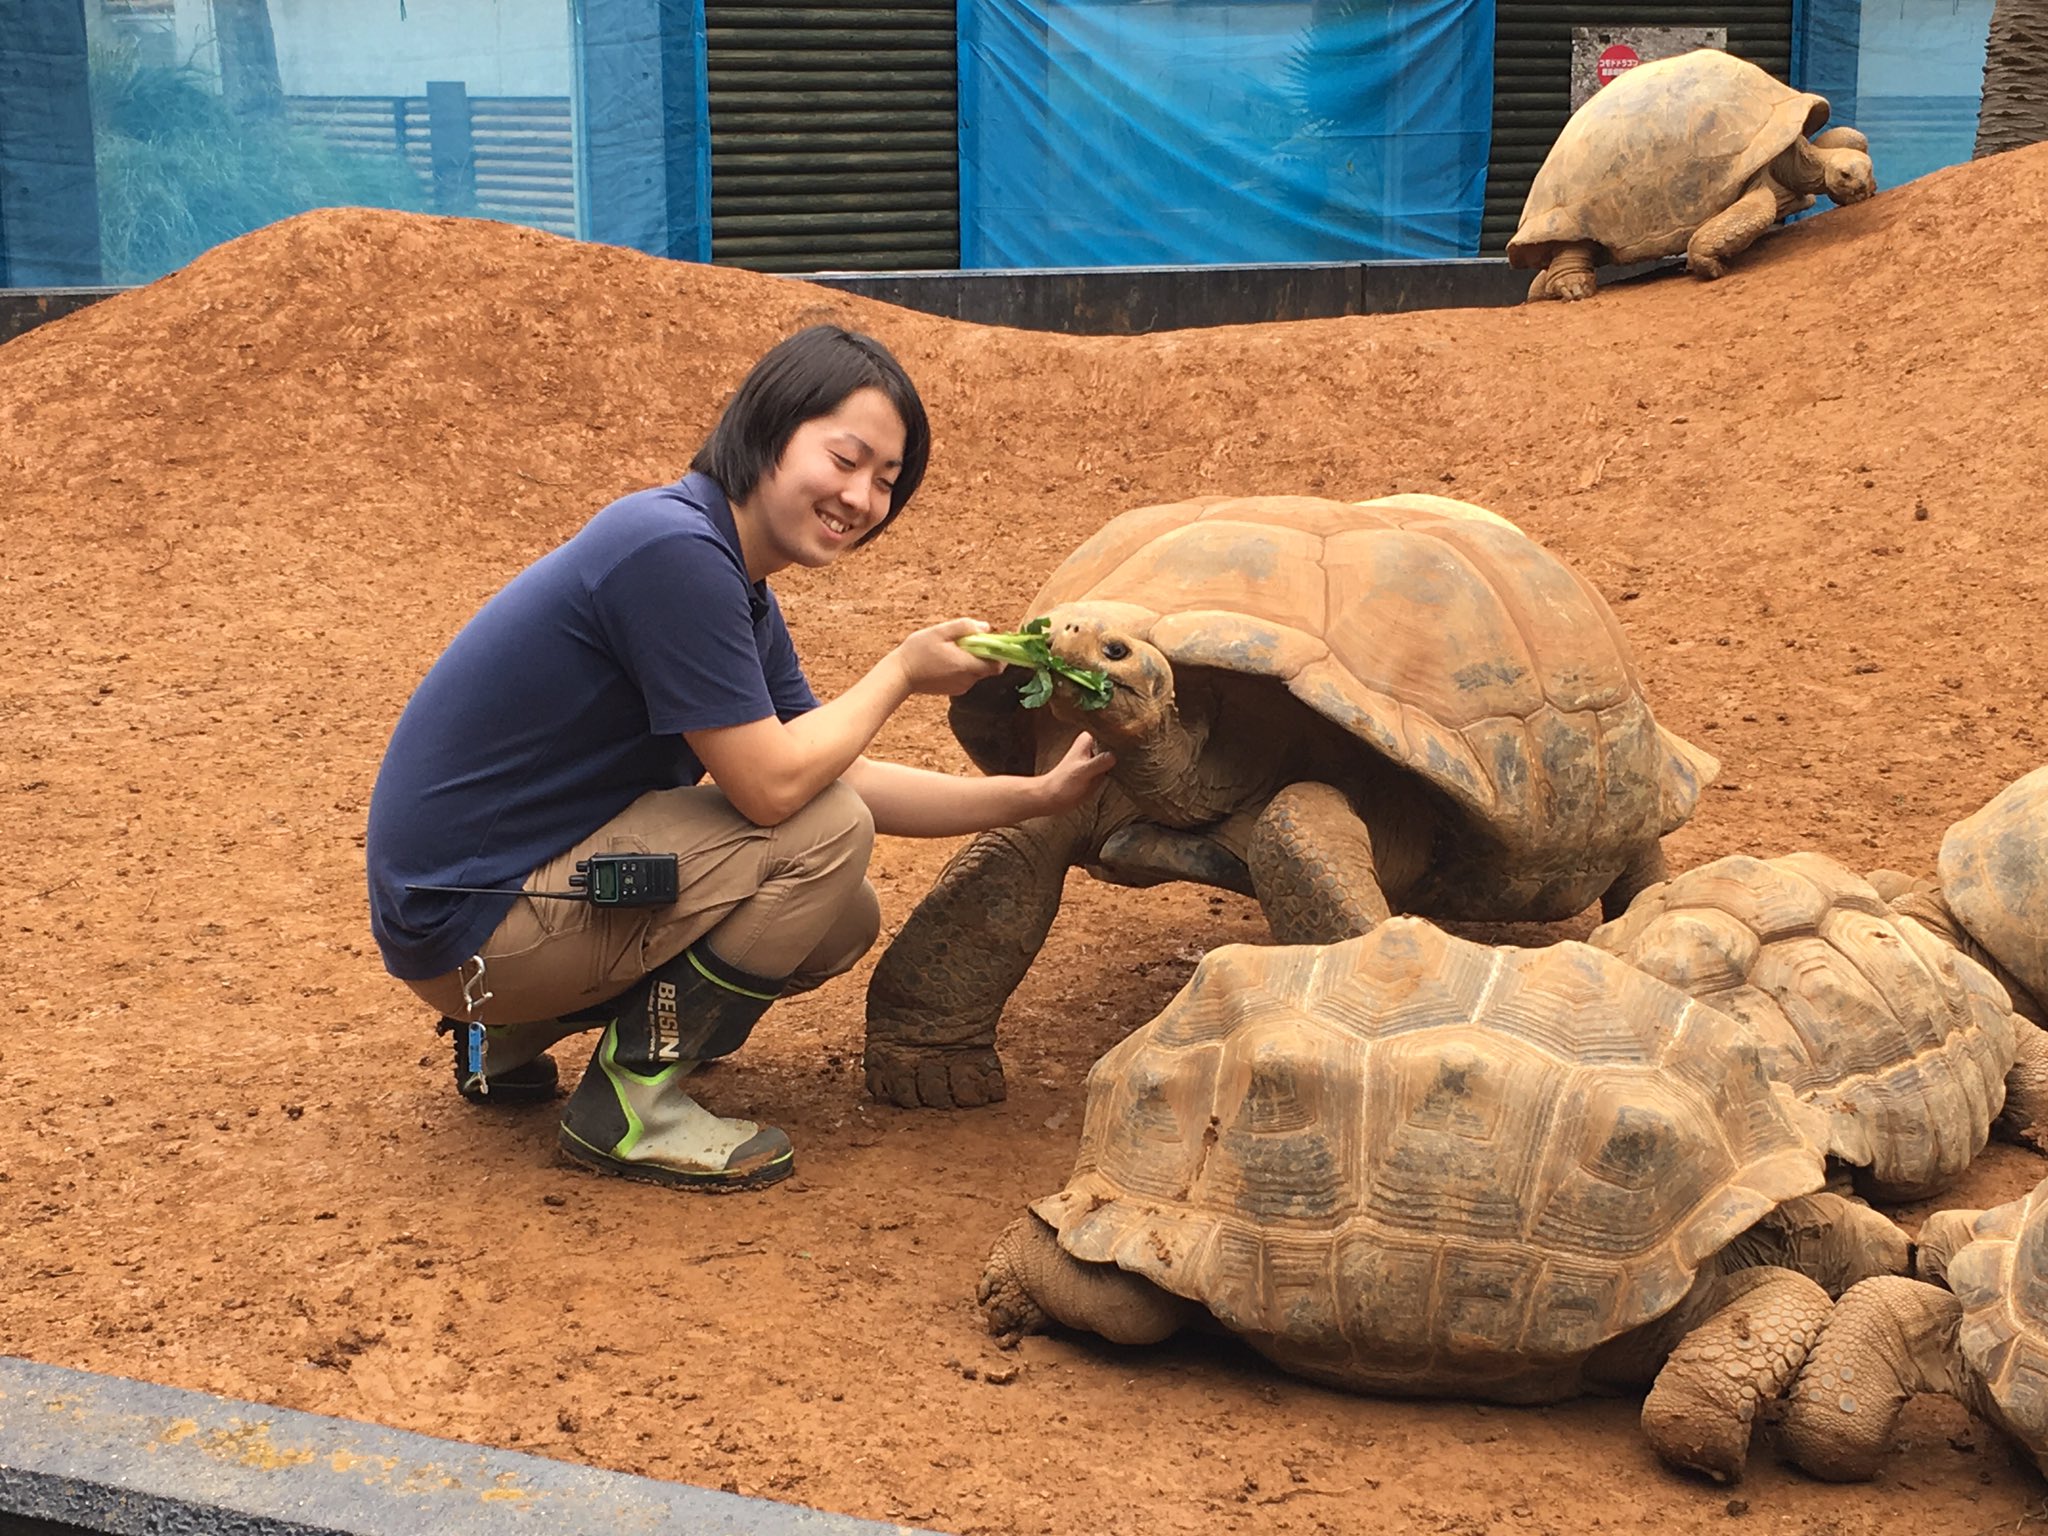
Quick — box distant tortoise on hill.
[1870,766,2048,1144]
[1509,49,1877,302]
[1781,1172,2048,1481]
[1590,850,2023,1200]
[863,493,1719,1109]
[978,919,1910,1482]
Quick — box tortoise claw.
[863,1042,1008,1108]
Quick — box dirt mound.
[4,145,2048,1535]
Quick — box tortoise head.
[1818,143,1876,206]
[1042,604,1176,748]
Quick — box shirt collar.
[681,471,770,621]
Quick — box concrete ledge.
[0,287,126,345]
[0,257,1683,344]
[0,1355,934,1536]
[805,258,1533,331]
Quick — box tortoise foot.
[1687,253,1728,281]
[863,1041,1008,1108]
[1550,269,1597,301]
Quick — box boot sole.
[457,1073,560,1106]
[556,1127,794,1192]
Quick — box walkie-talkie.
[407,853,681,907]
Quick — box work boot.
[438,1015,577,1105]
[556,942,792,1191]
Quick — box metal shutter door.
[1483,3,1796,252]
[706,0,960,272]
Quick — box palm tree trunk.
[213,0,285,122]
[1974,0,2048,159]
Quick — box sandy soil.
[4,144,2048,1535]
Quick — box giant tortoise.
[864,492,1717,1108]
[1590,850,2022,1200]
[1509,49,1876,302]
[978,919,1910,1480]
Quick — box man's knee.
[779,779,876,879]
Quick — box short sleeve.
[758,587,820,721]
[590,530,776,735]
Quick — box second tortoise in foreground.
[979,919,1908,1481]
[1590,849,2027,1200]
[864,493,1717,1108]
[1508,49,1876,301]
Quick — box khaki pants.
[408,780,879,1026]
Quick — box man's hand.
[1030,732,1116,816]
[892,618,1004,697]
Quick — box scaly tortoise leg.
[1641,1265,1832,1482]
[1245,782,1393,944]
[978,1214,1195,1345]
[1687,173,1785,279]
[1528,241,1598,302]
[1778,1275,1984,1482]
[1600,840,1671,923]
[864,807,1094,1109]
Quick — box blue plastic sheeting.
[0,0,708,289]
[1798,0,1993,190]
[574,0,711,262]
[959,0,1496,268]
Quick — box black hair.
[691,324,930,544]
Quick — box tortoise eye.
[1102,640,1130,662]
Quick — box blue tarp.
[1800,0,1993,192]
[0,0,2013,290]
[959,0,1497,268]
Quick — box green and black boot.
[557,943,793,1191]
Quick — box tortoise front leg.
[1687,173,1784,279]
[864,804,1095,1108]
[1246,782,1394,944]
[1641,1265,1832,1482]
[1600,840,1670,922]
[1527,241,1598,302]
[1777,1275,1982,1481]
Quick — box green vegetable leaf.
[1018,670,1055,709]
[957,623,1114,711]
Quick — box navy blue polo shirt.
[366,473,819,980]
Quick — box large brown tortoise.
[1508,49,1877,302]
[977,919,1910,1481]
[1589,850,2024,1200]
[864,493,1718,1108]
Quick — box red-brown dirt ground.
[5,143,2048,1535]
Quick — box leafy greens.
[958,617,1115,711]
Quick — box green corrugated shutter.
[1483,4,1796,252]
[706,0,960,272]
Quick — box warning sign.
[1596,43,1641,85]
[1569,27,1726,110]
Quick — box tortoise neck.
[1109,694,1236,828]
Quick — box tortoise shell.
[1945,1175,2048,1464]
[1031,917,1825,1400]
[1590,851,2018,1199]
[1508,49,1831,270]
[952,494,1716,905]
[1941,767,2048,1009]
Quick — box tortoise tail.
[1655,725,1722,835]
